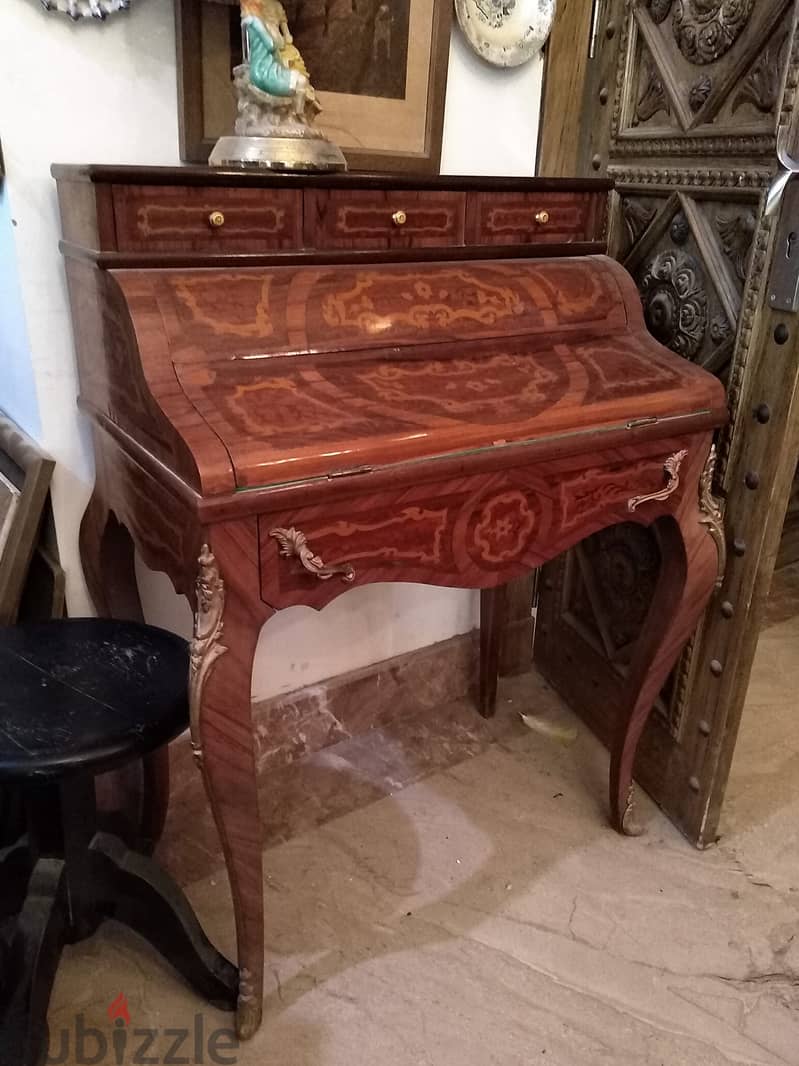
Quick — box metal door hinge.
[588,0,605,59]
[768,176,799,314]
[326,465,373,480]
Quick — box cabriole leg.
[610,512,720,835]
[80,487,169,852]
[190,537,266,1040]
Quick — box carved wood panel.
[535,0,799,845]
[621,188,759,398]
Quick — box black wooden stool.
[0,619,237,1066]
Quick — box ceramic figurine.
[209,0,346,172]
[241,0,310,110]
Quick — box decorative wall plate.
[454,0,556,67]
[38,0,130,19]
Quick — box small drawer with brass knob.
[467,191,600,246]
[111,185,302,252]
[308,190,466,249]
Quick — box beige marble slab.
[48,607,799,1065]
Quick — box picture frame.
[0,415,58,847]
[0,471,20,559]
[0,412,55,626]
[175,0,453,173]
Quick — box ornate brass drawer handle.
[208,211,225,228]
[535,209,550,225]
[392,209,408,226]
[627,449,688,513]
[270,527,355,582]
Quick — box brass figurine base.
[209,134,346,172]
[209,60,346,173]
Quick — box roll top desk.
[54,166,727,1039]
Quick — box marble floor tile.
[158,676,536,884]
[46,600,799,1065]
[764,563,799,630]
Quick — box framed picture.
[0,412,55,626]
[0,471,20,559]
[176,0,453,173]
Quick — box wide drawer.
[466,191,602,245]
[112,185,303,252]
[257,439,697,611]
[305,190,467,249]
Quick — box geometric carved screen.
[622,1,791,150]
[535,0,798,767]
[615,0,795,459]
[614,0,793,437]
[622,195,747,380]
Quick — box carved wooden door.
[535,0,799,846]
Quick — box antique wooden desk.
[54,166,727,1038]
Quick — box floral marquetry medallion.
[471,492,538,565]
[353,353,567,420]
[321,270,526,332]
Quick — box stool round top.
[0,619,190,781]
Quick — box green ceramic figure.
[208,0,346,171]
[242,13,296,97]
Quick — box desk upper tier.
[51,168,724,510]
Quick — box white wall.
[0,0,181,624]
[441,29,543,177]
[0,3,542,701]
[0,185,39,437]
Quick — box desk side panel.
[64,258,230,495]
[56,178,118,251]
[89,424,202,601]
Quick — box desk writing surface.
[115,255,726,491]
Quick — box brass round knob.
[208,211,225,228]
[392,210,407,226]
[535,210,550,225]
